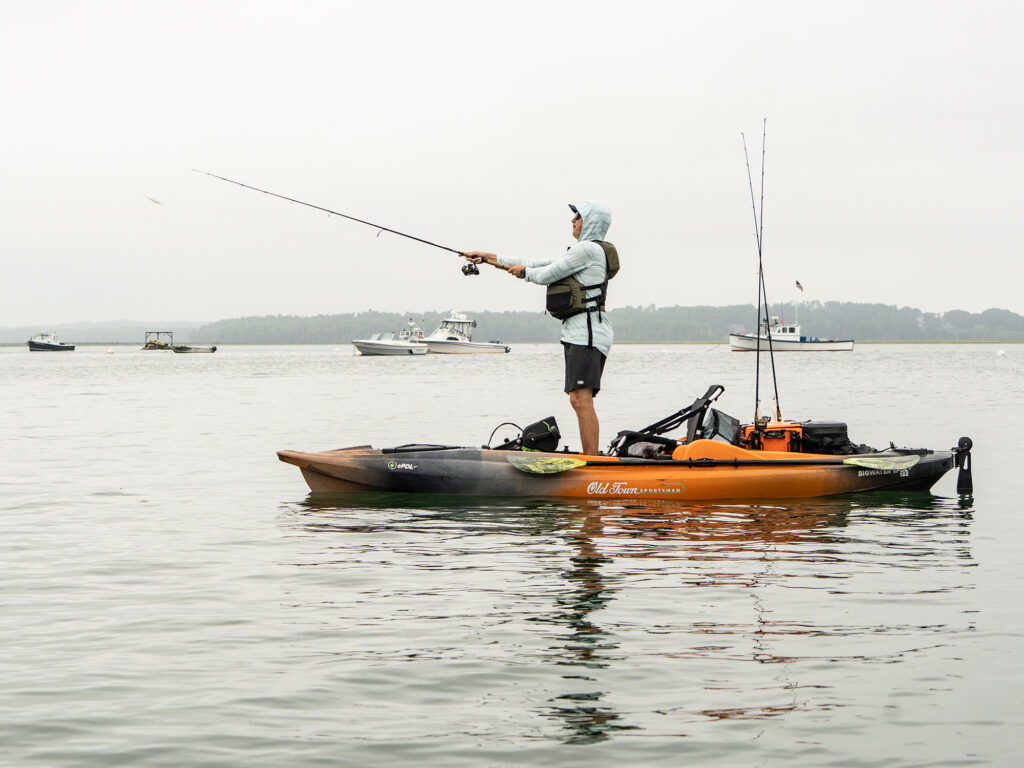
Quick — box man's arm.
[496,253,556,269]
[521,244,593,286]
[461,250,555,279]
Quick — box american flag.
[795,280,804,292]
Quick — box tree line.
[190,302,1024,344]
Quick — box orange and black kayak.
[277,384,973,501]
[277,438,967,501]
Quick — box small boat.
[27,332,75,351]
[278,385,973,500]
[352,322,428,356]
[730,316,854,351]
[143,331,215,353]
[421,312,510,354]
[142,331,174,350]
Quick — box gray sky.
[3,0,1022,325]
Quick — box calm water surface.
[2,343,1022,766]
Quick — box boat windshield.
[435,320,473,339]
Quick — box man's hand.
[507,264,527,279]
[462,251,498,266]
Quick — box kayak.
[278,385,973,501]
[278,441,965,500]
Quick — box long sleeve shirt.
[497,242,613,356]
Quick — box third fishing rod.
[194,169,497,276]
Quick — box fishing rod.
[194,169,490,276]
[742,120,782,422]
[756,120,782,420]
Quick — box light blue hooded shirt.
[496,200,614,356]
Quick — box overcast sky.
[3,0,1021,325]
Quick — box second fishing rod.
[195,170,506,277]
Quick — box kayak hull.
[278,442,957,501]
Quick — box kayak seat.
[700,408,743,446]
[607,384,728,457]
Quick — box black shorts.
[563,342,607,395]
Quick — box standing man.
[464,201,616,456]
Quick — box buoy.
[997,350,1007,357]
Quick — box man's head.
[569,204,583,239]
[569,202,611,242]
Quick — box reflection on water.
[281,491,975,746]
[536,509,636,743]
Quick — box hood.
[574,200,611,242]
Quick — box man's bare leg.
[569,388,600,456]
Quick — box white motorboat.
[729,316,854,352]
[352,322,428,356]
[421,312,510,354]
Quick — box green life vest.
[545,240,620,321]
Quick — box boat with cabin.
[421,312,510,354]
[352,321,428,356]
[27,332,75,351]
[729,315,854,352]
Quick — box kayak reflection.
[282,491,974,740]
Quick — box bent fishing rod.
[194,169,498,276]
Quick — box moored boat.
[27,332,75,351]
[729,316,853,351]
[278,385,972,501]
[421,312,510,354]
[352,321,428,356]
[142,331,174,350]
[171,344,217,353]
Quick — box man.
[464,201,615,456]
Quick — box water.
[2,343,1022,766]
